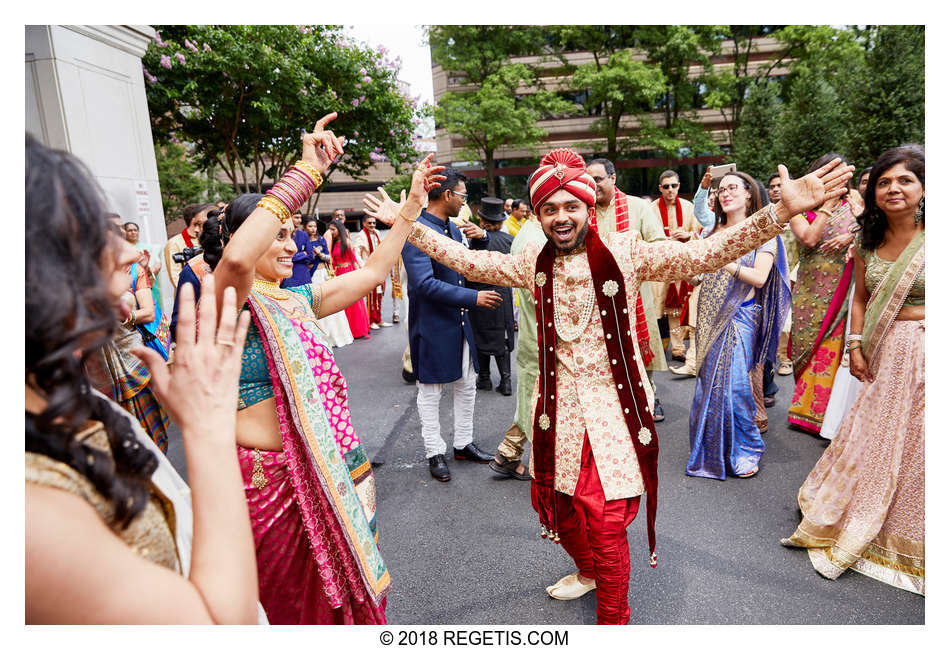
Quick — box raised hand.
[407,153,446,207]
[302,113,346,174]
[700,166,713,190]
[362,187,405,227]
[131,274,251,445]
[777,158,854,218]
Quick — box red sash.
[531,228,658,567]
[657,198,691,312]
[181,227,194,249]
[591,189,654,366]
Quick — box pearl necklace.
[252,278,290,300]
[552,274,595,342]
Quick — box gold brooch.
[538,413,551,430]
[638,427,652,445]
[535,271,547,287]
[602,279,619,297]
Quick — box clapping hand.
[819,232,855,255]
[460,220,486,240]
[777,158,854,218]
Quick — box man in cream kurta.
[403,151,790,625]
[587,158,669,420]
[651,170,703,360]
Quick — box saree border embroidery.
[247,291,391,603]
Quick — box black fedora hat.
[478,197,506,222]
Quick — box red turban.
[528,149,597,216]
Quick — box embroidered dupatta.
[862,230,925,373]
[695,234,791,373]
[246,290,390,606]
[532,228,659,566]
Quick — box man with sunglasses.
[651,171,701,363]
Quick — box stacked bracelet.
[846,333,863,342]
[257,160,325,224]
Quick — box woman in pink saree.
[783,146,925,595]
[201,114,444,623]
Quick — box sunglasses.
[661,183,680,190]
[450,189,469,202]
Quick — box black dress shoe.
[496,379,512,396]
[428,454,451,481]
[476,373,493,391]
[653,398,665,422]
[454,443,493,463]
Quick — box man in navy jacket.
[402,169,500,481]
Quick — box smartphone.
[709,163,737,182]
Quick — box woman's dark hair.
[855,167,872,188]
[857,146,925,252]
[808,152,851,175]
[198,212,224,270]
[201,193,263,271]
[330,218,352,256]
[26,134,158,528]
[713,171,762,224]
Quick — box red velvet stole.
[591,190,655,367]
[531,228,658,567]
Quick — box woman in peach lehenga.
[782,146,925,596]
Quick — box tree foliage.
[142,25,424,209]
[435,64,575,196]
[154,141,234,225]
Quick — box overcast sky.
[344,24,434,106]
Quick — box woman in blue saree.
[686,172,791,479]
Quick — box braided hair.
[26,135,158,528]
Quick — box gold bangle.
[257,195,292,224]
[398,206,421,223]
[294,160,324,189]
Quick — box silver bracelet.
[768,202,782,226]
[846,333,863,343]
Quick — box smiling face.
[587,163,615,206]
[254,222,298,281]
[538,189,590,251]
[363,216,376,232]
[716,174,752,218]
[874,162,924,219]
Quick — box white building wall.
[26,25,173,309]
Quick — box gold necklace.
[252,278,290,300]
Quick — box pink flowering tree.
[142,25,422,210]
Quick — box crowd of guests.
[25,104,923,625]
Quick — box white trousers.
[417,339,477,458]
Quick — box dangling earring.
[915,197,924,224]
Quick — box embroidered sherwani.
[595,194,668,372]
[408,206,784,500]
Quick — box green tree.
[154,141,233,225]
[569,50,666,160]
[731,81,783,180]
[428,25,548,84]
[142,25,423,211]
[842,25,925,168]
[434,64,575,196]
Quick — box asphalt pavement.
[165,289,924,625]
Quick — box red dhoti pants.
[555,435,640,625]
